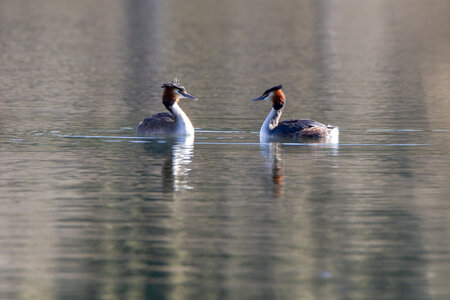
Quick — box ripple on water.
[43,128,441,148]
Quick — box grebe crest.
[253,84,285,110]
[161,77,196,110]
[136,77,198,137]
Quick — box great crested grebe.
[253,84,339,142]
[136,77,198,136]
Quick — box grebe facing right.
[253,85,339,142]
[136,77,198,137]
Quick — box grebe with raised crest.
[253,84,339,142]
[136,77,198,136]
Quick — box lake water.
[1,0,450,299]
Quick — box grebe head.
[252,84,285,110]
[161,77,198,111]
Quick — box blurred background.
[0,0,449,299]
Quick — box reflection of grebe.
[162,136,194,192]
[261,143,284,197]
[252,85,339,143]
[136,77,198,137]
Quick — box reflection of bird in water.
[261,143,284,198]
[161,136,194,192]
[252,85,339,143]
[136,77,198,137]
[261,142,340,198]
[140,136,194,193]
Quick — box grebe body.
[253,85,338,142]
[136,77,198,137]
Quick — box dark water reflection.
[1,0,450,299]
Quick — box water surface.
[1,0,450,299]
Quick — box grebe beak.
[252,95,267,101]
[180,92,198,101]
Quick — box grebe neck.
[170,102,194,136]
[260,107,283,138]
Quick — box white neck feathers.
[171,102,194,136]
[260,107,283,138]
